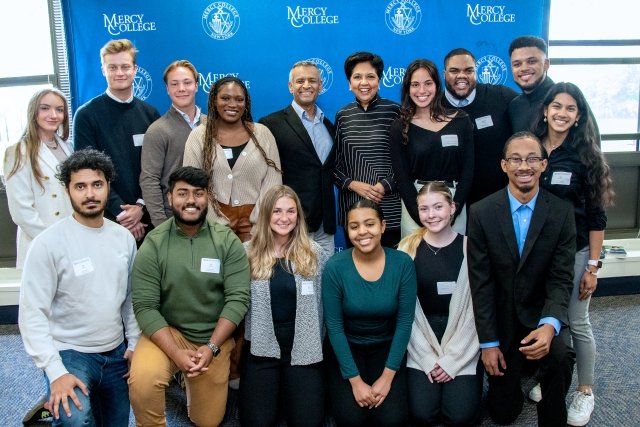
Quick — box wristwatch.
[587,259,603,269]
[206,341,220,357]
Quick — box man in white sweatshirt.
[19,149,140,426]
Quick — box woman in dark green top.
[322,199,416,427]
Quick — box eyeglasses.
[504,156,543,166]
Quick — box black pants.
[487,326,575,426]
[239,322,325,427]
[325,340,408,427]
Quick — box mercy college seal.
[385,0,422,35]
[305,57,334,95]
[202,2,240,40]
[476,55,508,85]
[133,66,153,100]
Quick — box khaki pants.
[128,328,234,427]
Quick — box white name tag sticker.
[201,258,221,274]
[437,281,456,295]
[301,280,314,295]
[223,148,233,159]
[475,115,494,129]
[551,171,572,185]
[441,135,459,147]
[73,257,94,277]
[133,134,145,147]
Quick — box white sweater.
[19,215,140,383]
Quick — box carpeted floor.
[2,294,639,426]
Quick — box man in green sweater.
[129,166,250,426]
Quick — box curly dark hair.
[531,82,614,207]
[56,149,115,188]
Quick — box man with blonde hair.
[74,38,160,242]
[140,59,204,226]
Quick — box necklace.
[424,241,443,255]
[43,140,59,150]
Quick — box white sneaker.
[567,391,595,426]
[528,383,542,403]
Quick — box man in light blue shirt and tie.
[467,131,576,426]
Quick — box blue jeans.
[46,341,130,427]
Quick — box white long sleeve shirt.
[19,215,140,383]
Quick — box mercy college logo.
[133,66,153,100]
[103,13,156,36]
[382,66,405,88]
[476,55,508,85]
[199,72,249,93]
[385,0,422,35]
[305,58,333,94]
[202,2,240,40]
[466,4,515,25]
[287,6,339,28]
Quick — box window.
[548,0,640,152]
[0,0,69,172]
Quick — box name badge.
[441,135,458,147]
[551,171,572,185]
[301,280,314,295]
[437,281,456,295]
[475,115,494,130]
[73,257,94,277]
[223,148,233,159]
[201,258,221,274]
[133,134,145,147]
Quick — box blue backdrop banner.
[62,0,549,120]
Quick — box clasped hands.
[117,204,147,241]
[349,368,395,409]
[172,346,215,378]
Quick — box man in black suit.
[260,61,336,254]
[467,131,576,426]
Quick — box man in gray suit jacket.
[260,61,336,254]
[467,131,576,426]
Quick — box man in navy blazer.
[260,61,336,254]
[467,131,576,426]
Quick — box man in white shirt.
[19,149,140,426]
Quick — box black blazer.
[260,105,336,234]
[467,187,576,351]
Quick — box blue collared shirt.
[479,188,560,349]
[291,101,332,163]
[445,88,476,107]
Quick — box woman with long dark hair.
[183,76,282,242]
[390,59,474,237]
[3,88,73,268]
[531,82,614,427]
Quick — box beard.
[70,198,105,220]
[172,204,208,226]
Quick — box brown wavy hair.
[6,88,69,189]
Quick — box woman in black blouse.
[531,82,614,426]
[390,59,474,238]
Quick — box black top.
[390,113,474,225]
[270,259,297,324]
[415,234,464,317]
[508,76,555,133]
[220,141,249,170]
[445,84,518,205]
[540,139,607,251]
[334,96,401,228]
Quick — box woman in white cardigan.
[240,185,328,427]
[397,181,481,426]
[2,88,72,268]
